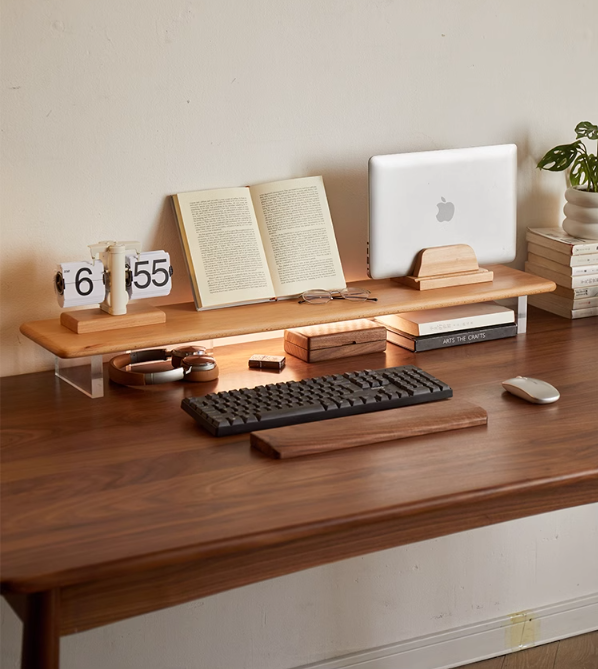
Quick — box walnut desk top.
[2,308,597,668]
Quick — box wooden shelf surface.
[20,266,555,359]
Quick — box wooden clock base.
[392,244,494,291]
[60,303,166,334]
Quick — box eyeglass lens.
[302,289,333,304]
[301,287,372,303]
[339,287,371,301]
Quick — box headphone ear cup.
[171,346,207,368]
[181,355,219,382]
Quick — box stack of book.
[524,228,598,319]
[375,302,516,352]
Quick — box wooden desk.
[2,309,597,669]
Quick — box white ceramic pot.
[562,187,598,239]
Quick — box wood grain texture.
[463,631,598,669]
[394,244,493,290]
[19,266,555,358]
[250,400,488,458]
[396,267,494,290]
[283,319,387,361]
[283,337,386,362]
[58,476,598,634]
[60,304,165,334]
[463,656,504,669]
[414,244,481,276]
[2,309,597,632]
[553,630,598,669]
[502,642,557,668]
[284,318,386,350]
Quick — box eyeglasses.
[299,287,377,304]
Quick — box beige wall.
[1,2,597,669]
[2,0,596,377]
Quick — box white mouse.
[502,376,560,404]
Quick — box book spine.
[571,296,598,308]
[553,286,598,300]
[526,231,598,255]
[387,324,517,352]
[400,313,513,336]
[569,307,598,318]
[527,253,598,276]
[527,243,598,266]
[529,295,598,319]
[525,262,598,288]
[569,243,598,256]
[528,292,598,309]
[385,331,415,351]
[552,284,598,299]
[547,295,598,309]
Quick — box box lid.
[284,318,386,351]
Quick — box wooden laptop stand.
[393,244,494,291]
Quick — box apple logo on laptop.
[436,197,455,222]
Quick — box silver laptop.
[367,144,517,279]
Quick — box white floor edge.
[296,593,598,669]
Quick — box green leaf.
[589,154,598,192]
[570,155,598,192]
[575,121,598,140]
[537,141,582,171]
[570,156,588,188]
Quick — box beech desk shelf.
[20,266,555,397]
[22,266,554,358]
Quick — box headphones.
[109,346,219,386]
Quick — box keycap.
[181,365,453,437]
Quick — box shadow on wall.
[304,162,370,283]
[149,164,372,309]
[510,133,562,271]
[146,197,194,307]
[314,141,564,281]
[86,149,570,310]
[0,252,57,376]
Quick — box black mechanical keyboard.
[181,365,452,437]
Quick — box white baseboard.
[298,593,598,669]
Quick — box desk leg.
[21,590,60,669]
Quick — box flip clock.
[54,241,173,315]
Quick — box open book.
[172,176,346,310]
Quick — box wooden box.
[284,319,386,362]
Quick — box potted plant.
[537,121,598,239]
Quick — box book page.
[172,188,275,309]
[250,176,346,297]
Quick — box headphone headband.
[109,349,183,386]
[109,346,215,386]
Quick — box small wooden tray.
[250,399,487,458]
[284,318,386,362]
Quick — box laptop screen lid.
[367,144,517,279]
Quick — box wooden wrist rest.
[250,399,487,459]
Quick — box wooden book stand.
[393,244,494,291]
